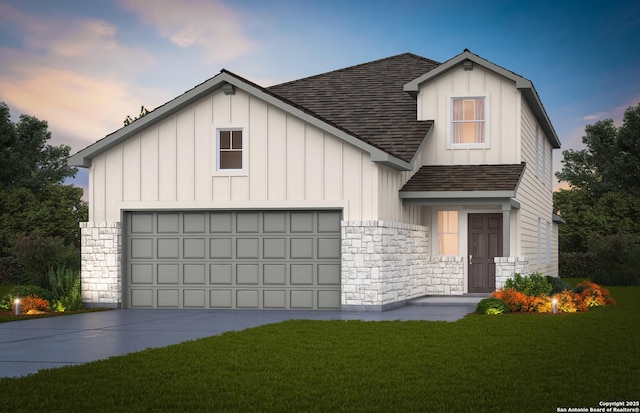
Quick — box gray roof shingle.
[400,164,526,192]
[268,53,439,162]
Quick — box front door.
[468,214,503,293]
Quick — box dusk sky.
[1,0,638,193]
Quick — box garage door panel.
[237,264,259,284]
[237,212,259,232]
[264,264,286,284]
[158,213,179,233]
[237,290,259,308]
[318,264,340,285]
[236,238,259,259]
[210,212,232,233]
[131,238,153,259]
[264,212,286,233]
[157,289,180,307]
[130,289,154,307]
[318,290,340,309]
[291,290,313,309]
[263,290,286,308]
[131,213,153,233]
[210,264,232,284]
[184,238,206,259]
[130,264,153,284]
[210,289,232,308]
[318,238,340,259]
[210,238,232,258]
[184,213,206,233]
[184,264,206,284]
[126,210,341,309]
[264,238,286,259]
[291,264,313,285]
[158,264,179,284]
[291,238,313,258]
[158,238,179,259]
[183,289,206,308]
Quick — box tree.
[123,105,151,126]
[556,103,640,197]
[0,101,87,258]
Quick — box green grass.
[1,286,638,412]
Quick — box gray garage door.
[125,210,342,309]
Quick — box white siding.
[88,89,380,222]
[416,64,519,166]
[517,100,557,275]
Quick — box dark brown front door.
[468,214,503,293]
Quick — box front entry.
[468,214,503,293]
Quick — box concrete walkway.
[0,297,483,379]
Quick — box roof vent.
[222,82,235,95]
[463,59,473,71]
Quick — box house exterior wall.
[88,89,381,223]
[517,100,558,276]
[416,64,520,167]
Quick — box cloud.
[582,112,608,121]
[0,3,164,152]
[120,0,255,62]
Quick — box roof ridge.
[268,52,440,89]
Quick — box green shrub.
[0,284,54,311]
[559,252,593,278]
[546,276,575,295]
[587,233,640,286]
[11,231,80,288]
[475,297,510,315]
[504,272,552,297]
[48,267,83,312]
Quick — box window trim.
[448,94,490,149]
[215,127,246,174]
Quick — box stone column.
[80,222,122,308]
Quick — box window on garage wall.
[217,129,243,171]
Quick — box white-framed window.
[451,97,486,145]
[537,217,542,265]
[216,128,243,171]
[542,139,547,183]
[437,210,459,255]
[535,126,540,176]
[546,221,551,264]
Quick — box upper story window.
[451,97,485,145]
[217,129,243,171]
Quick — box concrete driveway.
[0,297,481,379]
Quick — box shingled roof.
[400,164,526,192]
[268,53,439,163]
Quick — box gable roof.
[404,49,561,149]
[400,163,526,198]
[69,69,418,169]
[268,53,439,162]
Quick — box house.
[69,49,561,311]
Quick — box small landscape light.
[14,298,20,316]
[552,297,558,314]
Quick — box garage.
[125,210,342,309]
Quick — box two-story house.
[69,49,561,311]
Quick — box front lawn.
[1,285,638,412]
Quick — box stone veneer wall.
[80,222,122,308]
[494,257,530,289]
[341,221,429,311]
[424,256,465,295]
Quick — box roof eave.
[399,190,516,199]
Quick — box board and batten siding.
[416,64,519,167]
[88,89,380,223]
[517,100,558,276]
